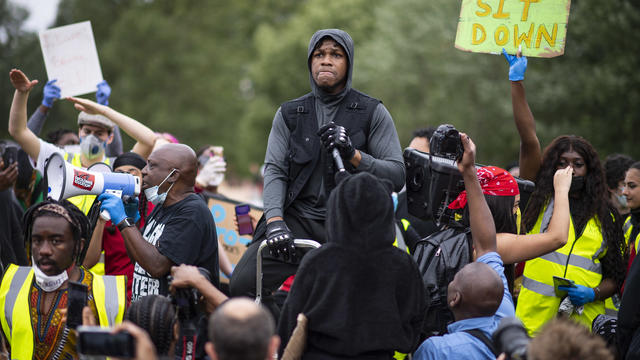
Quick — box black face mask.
[569,176,585,194]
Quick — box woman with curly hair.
[503,50,627,335]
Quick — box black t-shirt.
[132,193,219,301]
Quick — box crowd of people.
[0,27,638,360]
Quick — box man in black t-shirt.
[99,143,219,301]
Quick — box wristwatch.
[117,217,136,232]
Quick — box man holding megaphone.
[8,69,165,214]
[98,143,220,302]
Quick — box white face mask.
[79,134,106,160]
[32,258,68,292]
[144,169,177,206]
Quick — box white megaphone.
[44,153,141,220]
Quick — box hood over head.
[307,29,354,100]
[326,172,395,250]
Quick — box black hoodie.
[277,172,426,359]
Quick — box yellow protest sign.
[455,0,571,57]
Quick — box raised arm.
[502,49,541,181]
[496,166,572,263]
[8,69,41,160]
[458,133,496,257]
[66,97,159,158]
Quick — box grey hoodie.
[263,29,405,220]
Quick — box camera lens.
[493,317,530,360]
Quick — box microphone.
[332,148,349,184]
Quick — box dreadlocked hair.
[523,135,627,291]
[125,295,177,356]
[22,199,91,266]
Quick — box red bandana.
[448,166,520,210]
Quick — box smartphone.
[77,326,135,357]
[235,204,254,235]
[553,276,576,297]
[2,146,17,169]
[66,281,88,329]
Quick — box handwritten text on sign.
[39,21,104,97]
[455,0,571,58]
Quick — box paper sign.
[39,21,103,97]
[207,195,263,284]
[455,0,571,58]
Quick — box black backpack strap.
[463,329,499,357]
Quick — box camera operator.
[413,134,515,360]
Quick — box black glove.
[266,220,296,261]
[317,122,356,160]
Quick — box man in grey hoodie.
[230,29,405,315]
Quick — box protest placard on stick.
[39,21,103,97]
[455,0,571,57]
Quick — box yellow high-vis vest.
[516,203,607,335]
[0,264,126,359]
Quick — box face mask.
[144,169,177,206]
[569,176,585,194]
[616,193,628,208]
[79,134,106,160]
[32,258,69,292]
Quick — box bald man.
[206,298,280,360]
[413,134,515,360]
[99,143,219,301]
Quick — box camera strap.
[463,329,499,357]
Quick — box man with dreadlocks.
[503,49,627,335]
[0,199,127,359]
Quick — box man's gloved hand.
[558,284,595,306]
[98,193,127,225]
[96,80,111,106]
[265,220,296,261]
[42,79,61,108]
[124,197,141,223]
[502,48,528,81]
[317,122,356,160]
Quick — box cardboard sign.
[455,0,571,58]
[39,21,104,97]
[207,195,263,284]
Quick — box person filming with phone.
[0,199,127,359]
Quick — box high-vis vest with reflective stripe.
[516,204,607,335]
[64,152,111,215]
[601,216,635,317]
[0,264,126,359]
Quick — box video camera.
[404,124,534,227]
[492,317,531,360]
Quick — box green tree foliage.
[1,0,639,176]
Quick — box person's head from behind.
[206,298,279,360]
[141,144,197,206]
[308,30,353,95]
[623,161,640,212]
[409,127,436,153]
[604,154,634,213]
[125,295,178,357]
[447,262,504,321]
[527,318,613,360]
[77,112,114,160]
[23,199,90,277]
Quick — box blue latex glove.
[124,197,141,224]
[502,48,528,81]
[42,79,61,108]
[96,80,111,105]
[98,193,127,225]
[558,284,595,306]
